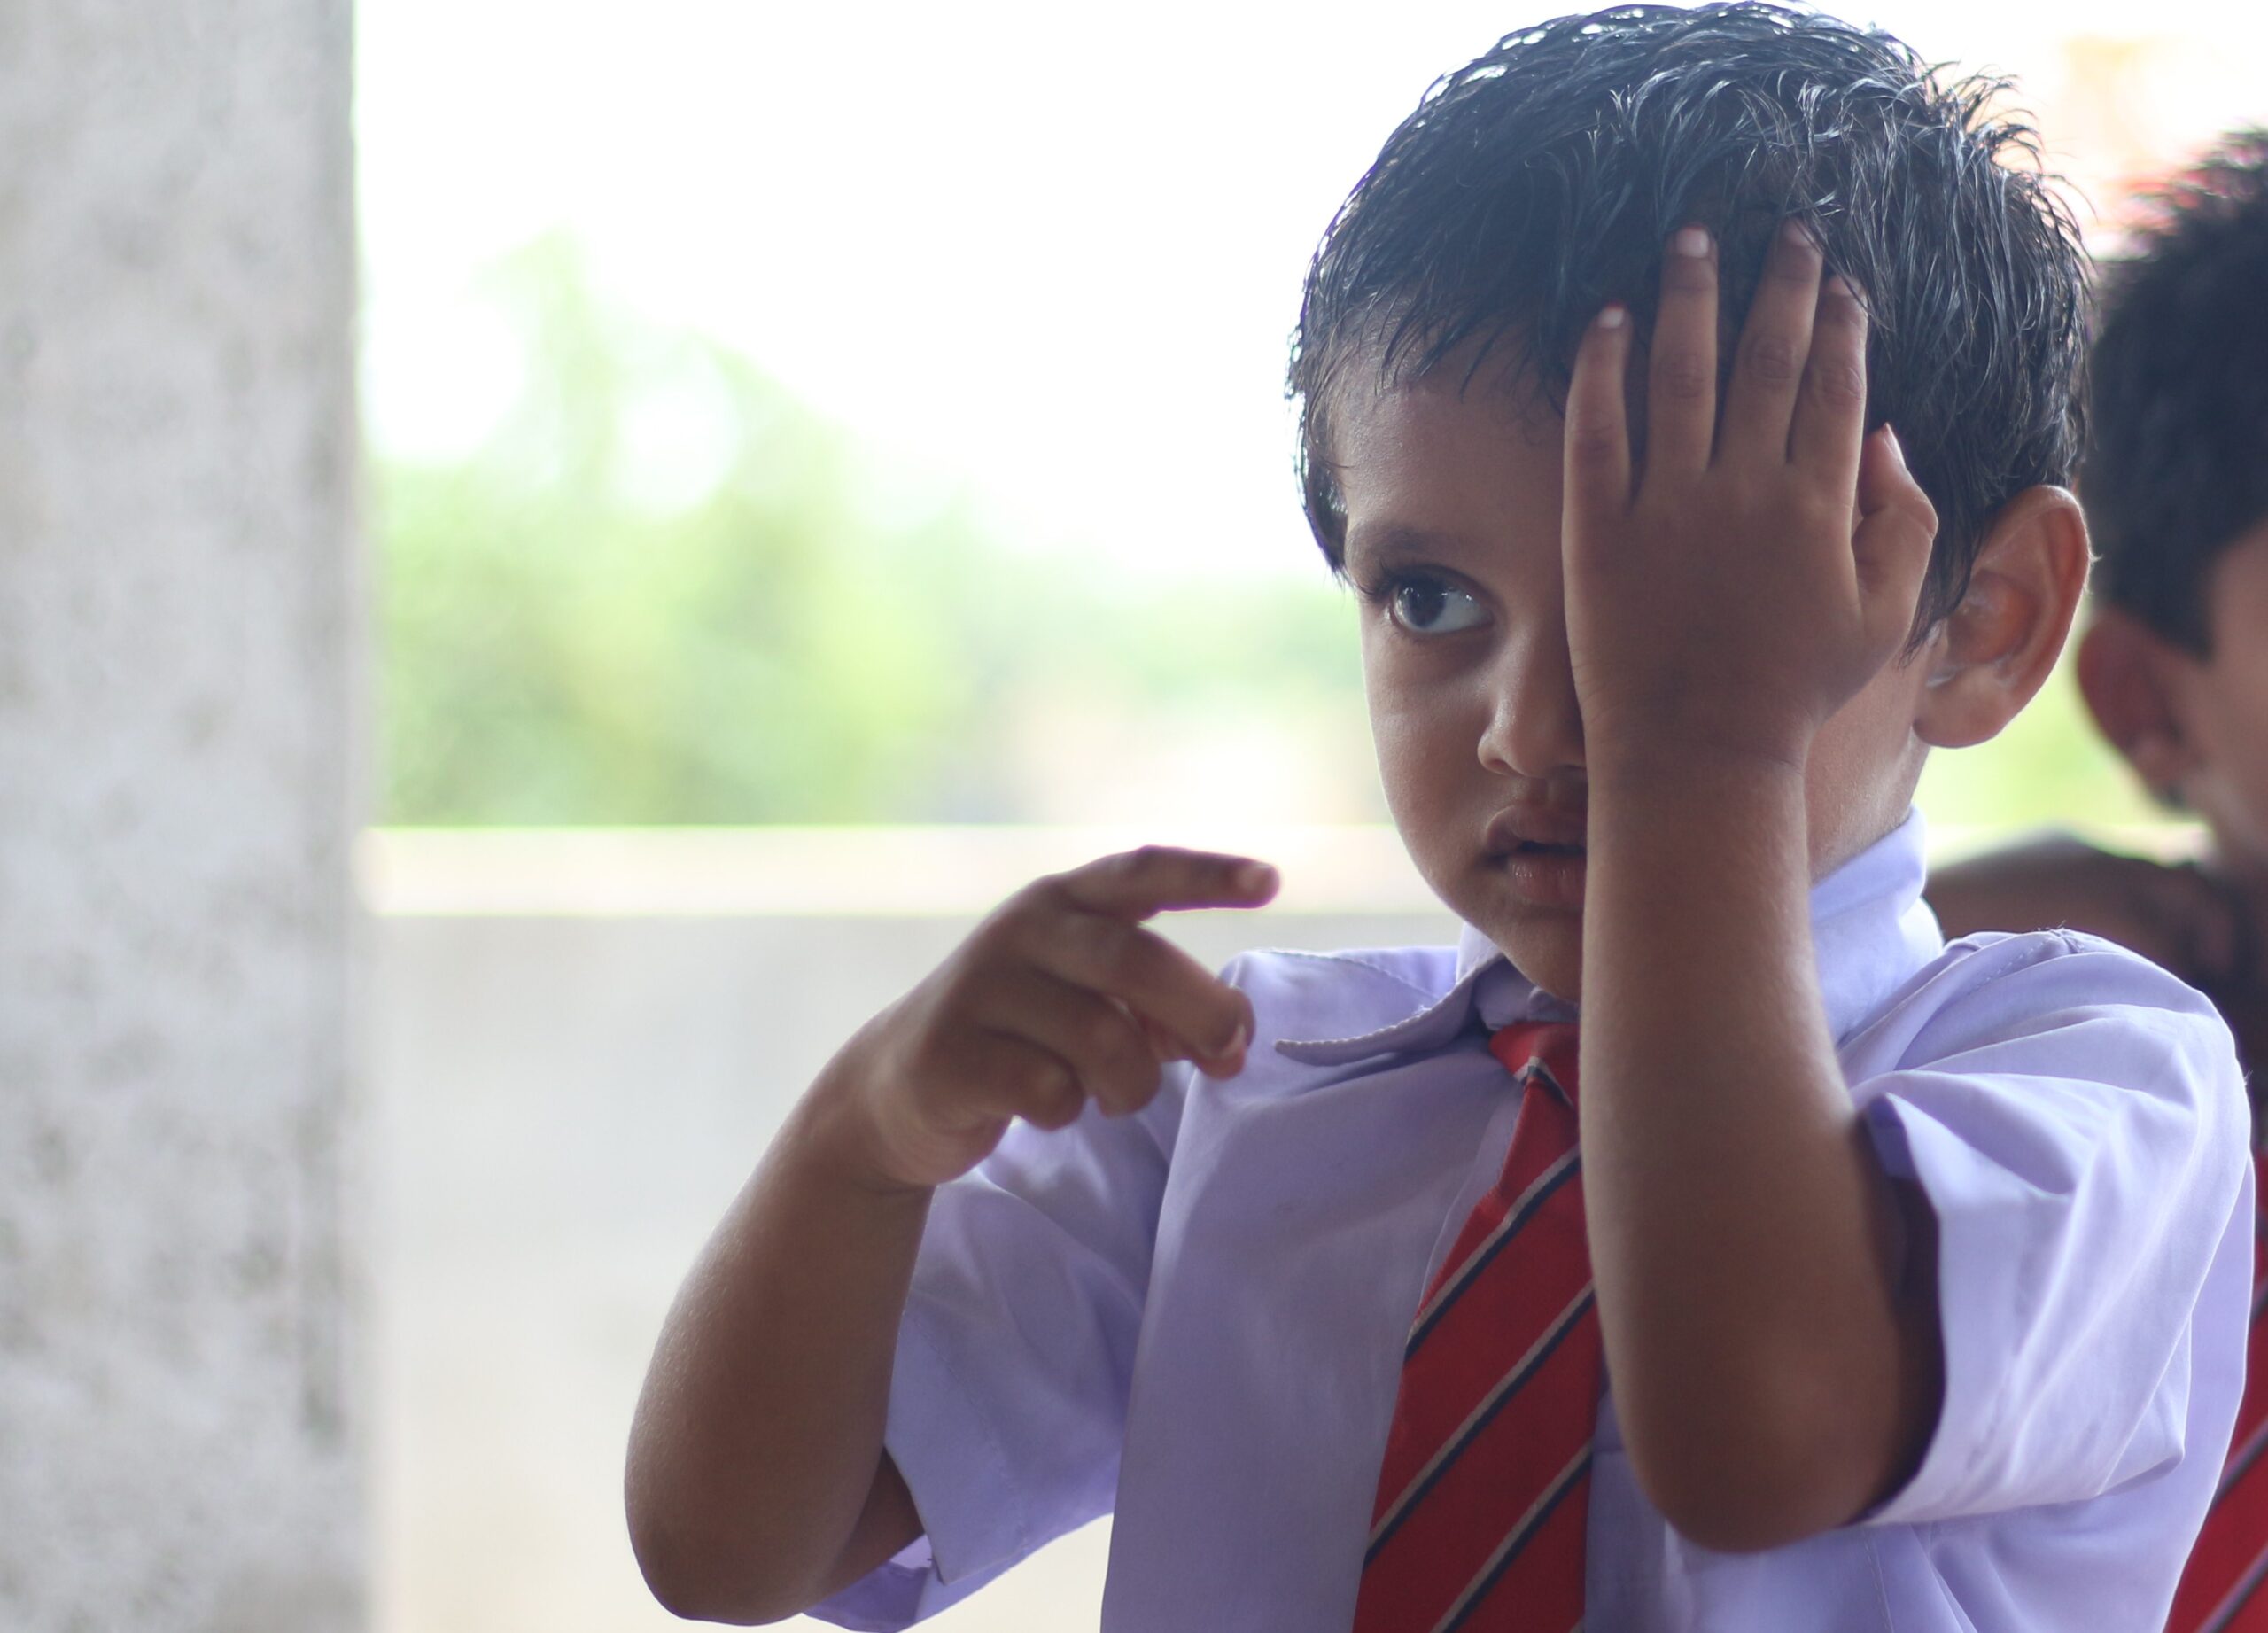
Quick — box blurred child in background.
[1929,131,2268,1633]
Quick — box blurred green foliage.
[1918,649,2163,836]
[380,236,2158,836]
[379,237,1365,824]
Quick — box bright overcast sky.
[357,0,2268,578]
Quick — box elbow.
[1628,1454,1828,1556]
[1617,1365,1888,1555]
[1610,1257,1942,1552]
[626,1485,812,1626]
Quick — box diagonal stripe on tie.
[2199,1536,2268,1633]
[1407,1147,1583,1355]
[1370,1282,1596,1559]
[1357,1277,1600,1627]
[1366,1151,1594,1527]
[2167,1151,2268,1633]
[1429,1445,1594,1633]
[2218,1407,2268,1508]
[1354,1022,1598,1633]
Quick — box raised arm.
[1559,222,1946,1551]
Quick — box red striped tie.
[2166,1149,2268,1633]
[1352,1021,1601,1633]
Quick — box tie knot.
[1487,1020,1580,1105]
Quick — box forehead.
[1330,353,1565,559]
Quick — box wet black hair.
[2085,131,2268,655]
[1288,2,2089,635]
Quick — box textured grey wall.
[0,3,362,1629]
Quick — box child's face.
[1336,354,1932,1000]
[2168,525,2268,883]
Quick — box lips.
[1483,805,1589,910]
[1482,805,1588,859]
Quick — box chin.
[1519,952,1584,1004]
[1475,909,1585,1003]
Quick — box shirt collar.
[1278,807,1942,1067]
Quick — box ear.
[1915,486,2090,750]
[2073,605,2199,804]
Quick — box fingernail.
[1674,225,1710,259]
[1885,424,1906,460]
[1202,1037,1248,1080]
[1235,861,1277,895]
[1781,217,1811,246]
[1597,304,1627,330]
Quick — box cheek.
[2196,663,2268,810]
[1363,641,1469,816]
[1364,658,1433,800]
[2191,542,2268,835]
[1361,626,1425,743]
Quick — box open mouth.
[1483,804,1584,853]
[1494,838,1587,873]
[1480,806,1588,903]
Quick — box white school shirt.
[812,811,2253,1632]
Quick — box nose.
[1476,618,1586,779]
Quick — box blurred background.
[357,4,2260,1629]
[6,1,2264,1629]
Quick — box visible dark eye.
[1386,573,1489,636]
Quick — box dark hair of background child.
[1288,1,2090,642]
[2085,130,2268,655]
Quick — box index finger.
[1052,845,1281,921]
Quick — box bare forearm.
[1927,836,2202,970]
[626,1077,931,1622]
[1582,754,1927,1548]
[624,849,1271,1621]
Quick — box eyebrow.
[1341,523,1476,572]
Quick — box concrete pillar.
[0,4,362,1629]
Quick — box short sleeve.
[1859,932,2251,1526]
[805,1056,1187,1629]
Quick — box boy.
[1926,132,2268,1633]
[626,8,2251,1629]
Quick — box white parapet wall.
[0,4,362,1630]
[363,827,1457,1633]
[359,820,2197,1630]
